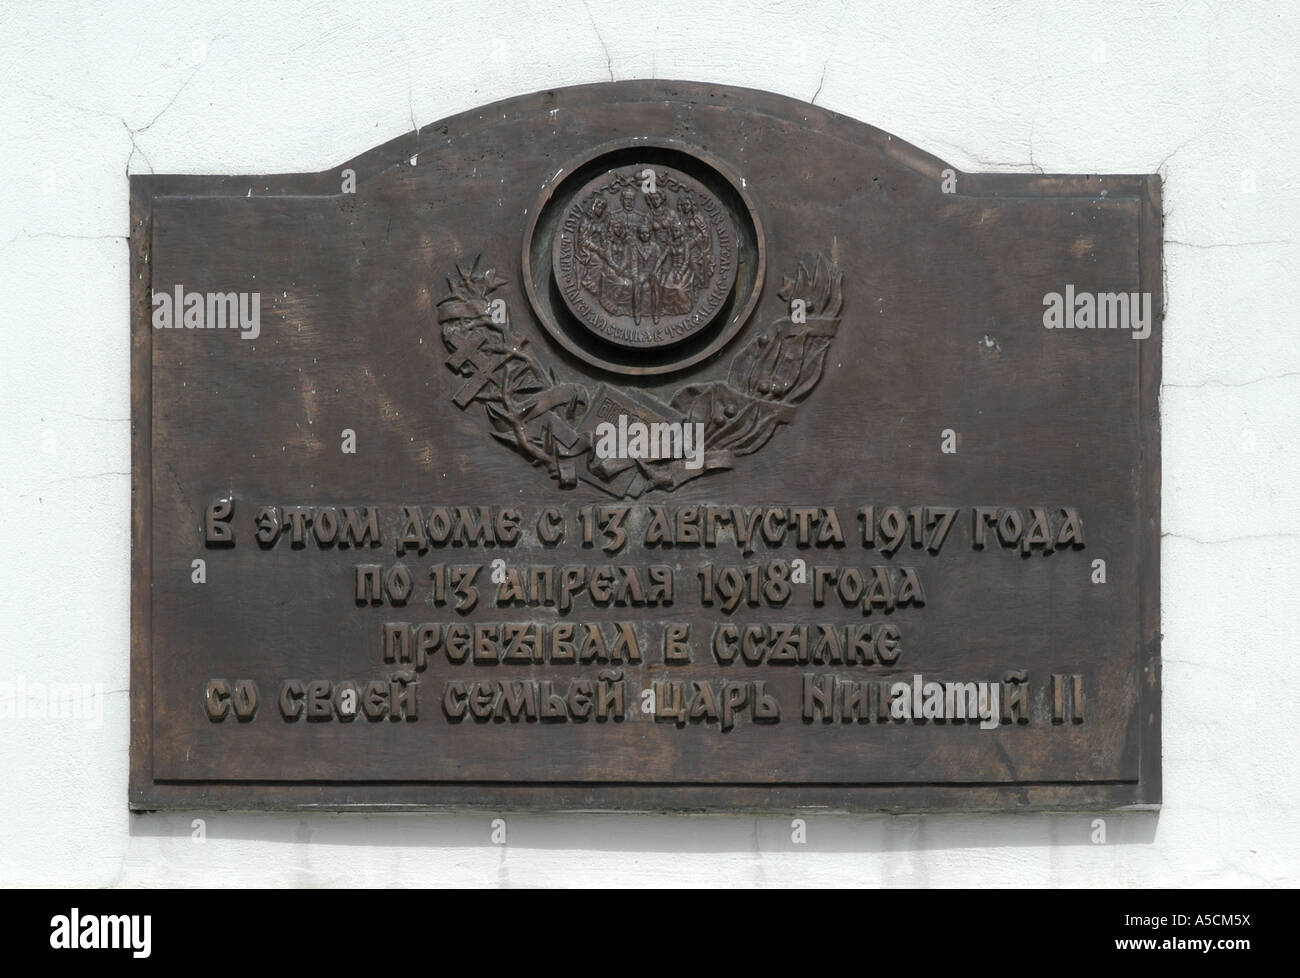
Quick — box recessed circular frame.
[522,138,766,376]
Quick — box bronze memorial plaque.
[129,81,1161,812]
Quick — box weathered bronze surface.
[130,80,1162,812]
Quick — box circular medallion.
[521,139,765,376]
[551,165,739,351]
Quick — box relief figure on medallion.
[630,222,666,325]
[575,196,608,293]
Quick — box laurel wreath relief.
[436,253,843,498]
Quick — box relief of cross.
[446,333,509,408]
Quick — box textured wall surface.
[1,0,1296,887]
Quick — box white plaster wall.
[1,0,1296,887]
